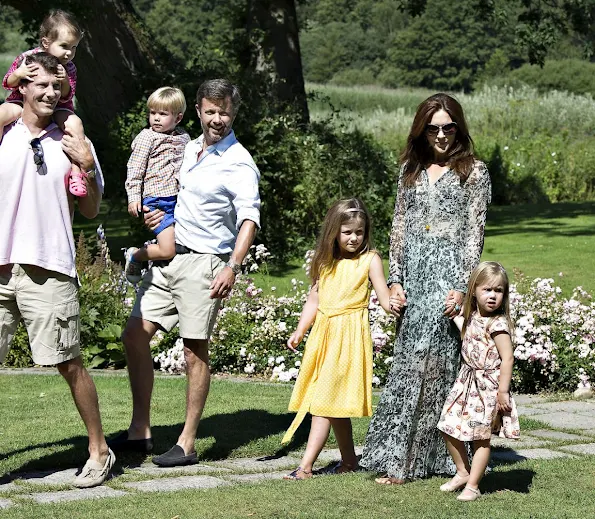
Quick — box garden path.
[0,392,593,509]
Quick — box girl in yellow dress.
[282,198,401,480]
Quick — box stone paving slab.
[226,471,288,484]
[131,463,232,477]
[0,499,12,509]
[0,483,19,493]
[121,475,229,492]
[491,448,574,462]
[558,443,595,455]
[529,412,595,430]
[213,456,301,472]
[525,429,590,441]
[513,394,550,405]
[26,486,127,504]
[17,468,78,486]
[491,436,552,449]
[523,401,595,415]
[315,447,364,464]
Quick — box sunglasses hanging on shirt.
[30,137,47,175]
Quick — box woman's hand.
[497,390,512,413]
[444,289,464,317]
[286,331,304,353]
[389,284,407,317]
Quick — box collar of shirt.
[195,129,237,158]
[15,117,60,140]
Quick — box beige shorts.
[0,264,80,366]
[131,253,228,340]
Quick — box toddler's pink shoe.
[69,169,88,197]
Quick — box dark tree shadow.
[481,467,535,495]
[1,409,309,478]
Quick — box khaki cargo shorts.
[0,264,80,366]
[131,252,227,339]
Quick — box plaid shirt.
[3,48,77,111]
[125,127,190,203]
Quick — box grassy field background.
[76,199,595,296]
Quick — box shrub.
[153,253,595,394]
[504,59,595,97]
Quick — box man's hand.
[143,206,164,232]
[209,266,235,299]
[55,64,67,82]
[15,60,38,82]
[128,202,142,218]
[61,133,94,171]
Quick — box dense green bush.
[504,59,595,97]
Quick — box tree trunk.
[247,0,309,123]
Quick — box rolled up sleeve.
[229,162,261,229]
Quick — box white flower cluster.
[154,338,186,374]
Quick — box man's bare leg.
[121,316,158,439]
[57,356,109,463]
[176,338,210,455]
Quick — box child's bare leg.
[441,432,471,476]
[0,103,23,130]
[468,439,490,489]
[55,111,87,195]
[330,418,357,470]
[134,226,176,262]
[299,415,332,472]
[440,432,471,491]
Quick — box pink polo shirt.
[0,119,104,278]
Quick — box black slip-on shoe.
[107,431,153,453]
[152,445,198,467]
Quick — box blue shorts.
[143,195,176,236]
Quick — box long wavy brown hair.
[461,261,514,339]
[401,93,475,187]
[309,198,373,282]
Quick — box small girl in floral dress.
[437,261,520,501]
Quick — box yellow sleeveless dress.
[282,251,375,444]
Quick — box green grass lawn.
[76,200,595,296]
[0,374,593,518]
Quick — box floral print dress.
[437,313,520,441]
[360,161,491,479]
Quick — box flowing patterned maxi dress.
[282,252,375,444]
[360,161,491,479]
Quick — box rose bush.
[155,254,595,393]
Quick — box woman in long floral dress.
[360,93,492,483]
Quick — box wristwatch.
[225,259,242,276]
[85,167,97,179]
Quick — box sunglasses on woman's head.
[30,138,45,168]
[425,122,457,136]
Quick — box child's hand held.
[55,64,66,81]
[17,60,38,81]
[128,202,141,217]
[286,332,302,353]
[497,390,512,412]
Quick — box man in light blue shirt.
[112,79,261,467]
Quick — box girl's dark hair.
[39,9,84,44]
[400,93,475,187]
[309,198,373,282]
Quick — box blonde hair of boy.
[147,87,187,116]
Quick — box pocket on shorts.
[210,255,226,281]
[54,299,80,352]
